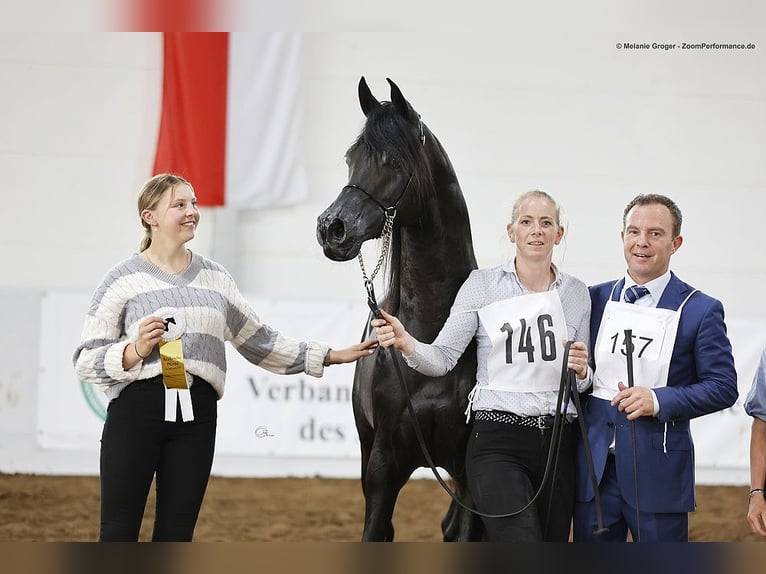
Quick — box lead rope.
[569,378,609,537]
[624,328,641,541]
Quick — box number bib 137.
[591,292,695,401]
[477,290,569,393]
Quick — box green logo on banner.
[79,380,107,421]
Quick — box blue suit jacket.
[575,272,738,513]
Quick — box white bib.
[477,290,569,393]
[592,285,697,401]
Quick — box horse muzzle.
[316,212,364,261]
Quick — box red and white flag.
[153,32,307,208]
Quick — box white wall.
[1,23,765,309]
[1,3,765,481]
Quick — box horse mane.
[353,101,436,205]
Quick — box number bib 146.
[477,290,569,393]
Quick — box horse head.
[316,77,433,262]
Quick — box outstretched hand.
[370,309,416,356]
[326,338,379,365]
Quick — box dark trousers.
[99,375,218,541]
[466,418,575,542]
[573,453,689,542]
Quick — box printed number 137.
[610,332,653,357]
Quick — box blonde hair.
[137,173,194,252]
[510,189,561,226]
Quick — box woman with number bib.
[372,190,591,541]
[73,174,376,542]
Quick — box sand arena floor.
[0,473,761,542]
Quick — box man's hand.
[611,381,655,420]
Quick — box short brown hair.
[622,194,682,237]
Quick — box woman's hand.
[122,315,168,369]
[565,340,589,380]
[325,338,379,365]
[135,316,168,357]
[371,309,416,356]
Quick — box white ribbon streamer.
[164,387,195,422]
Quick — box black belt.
[474,409,563,430]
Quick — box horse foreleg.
[360,446,407,541]
[441,498,460,541]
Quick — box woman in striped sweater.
[74,173,376,542]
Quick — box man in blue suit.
[573,194,738,542]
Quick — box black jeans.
[466,417,575,542]
[99,375,218,541]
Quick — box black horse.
[316,77,483,541]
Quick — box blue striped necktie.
[624,285,650,304]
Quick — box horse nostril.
[326,219,346,244]
[316,217,327,241]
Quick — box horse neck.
[388,158,477,338]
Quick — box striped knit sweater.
[73,251,329,402]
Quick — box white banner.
[690,317,766,483]
[36,291,766,483]
[214,298,367,459]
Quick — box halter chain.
[357,208,395,318]
[357,208,395,284]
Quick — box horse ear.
[358,76,380,117]
[387,78,417,119]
